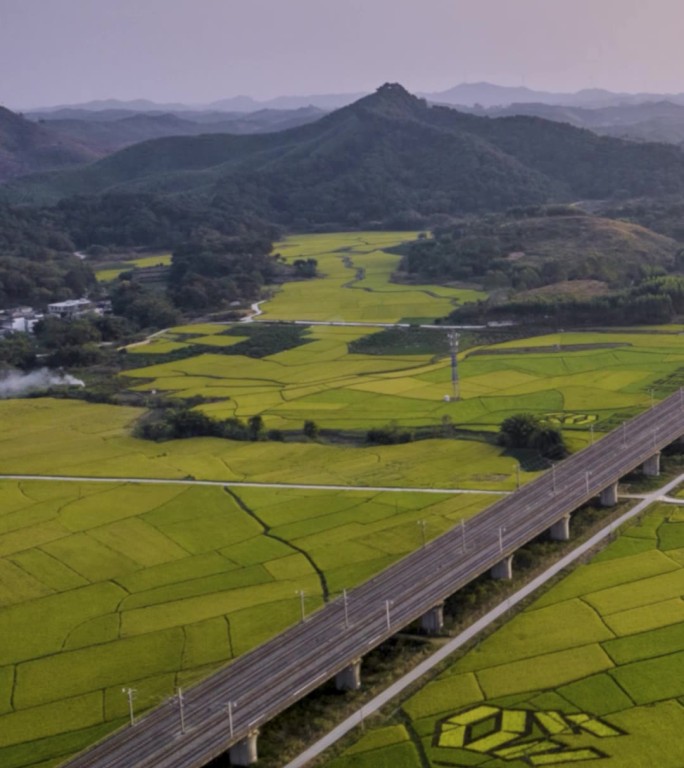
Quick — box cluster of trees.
[600,198,684,243]
[365,424,414,444]
[167,235,277,312]
[292,258,318,277]
[0,204,96,308]
[0,314,135,370]
[403,208,677,292]
[0,194,282,316]
[498,413,567,460]
[451,274,684,326]
[138,407,270,442]
[138,405,319,443]
[0,332,37,369]
[109,280,180,330]
[57,193,281,251]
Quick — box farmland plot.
[0,479,492,767]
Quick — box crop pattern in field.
[326,502,684,768]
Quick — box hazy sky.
[3,0,684,109]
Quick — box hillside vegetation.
[0,107,97,182]
[25,107,325,157]
[0,197,279,315]
[0,204,96,308]
[8,84,684,228]
[404,207,681,291]
[463,100,684,146]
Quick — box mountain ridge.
[0,107,98,181]
[6,84,684,229]
[24,81,684,115]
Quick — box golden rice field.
[266,232,483,322]
[117,233,684,437]
[0,398,521,490]
[123,322,684,440]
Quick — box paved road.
[62,390,684,768]
[239,301,265,323]
[0,474,508,496]
[290,320,482,329]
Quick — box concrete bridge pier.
[600,482,619,507]
[420,603,445,635]
[490,555,513,580]
[229,730,259,766]
[642,452,661,477]
[549,514,571,541]
[335,658,362,691]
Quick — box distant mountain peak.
[351,82,427,118]
[376,82,411,96]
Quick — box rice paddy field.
[94,253,172,283]
[114,234,684,438]
[326,502,684,768]
[123,324,684,440]
[0,478,492,768]
[0,398,519,490]
[5,231,684,765]
[266,232,483,323]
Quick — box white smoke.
[0,368,85,398]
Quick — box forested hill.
[7,83,684,228]
[0,107,98,182]
[404,207,681,290]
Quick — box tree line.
[450,275,684,326]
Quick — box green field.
[0,478,492,767]
[267,232,483,323]
[121,323,684,441]
[0,398,523,490]
[6,231,684,766]
[94,253,171,282]
[116,234,684,437]
[327,503,684,768]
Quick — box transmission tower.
[448,331,460,400]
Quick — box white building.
[47,299,93,319]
